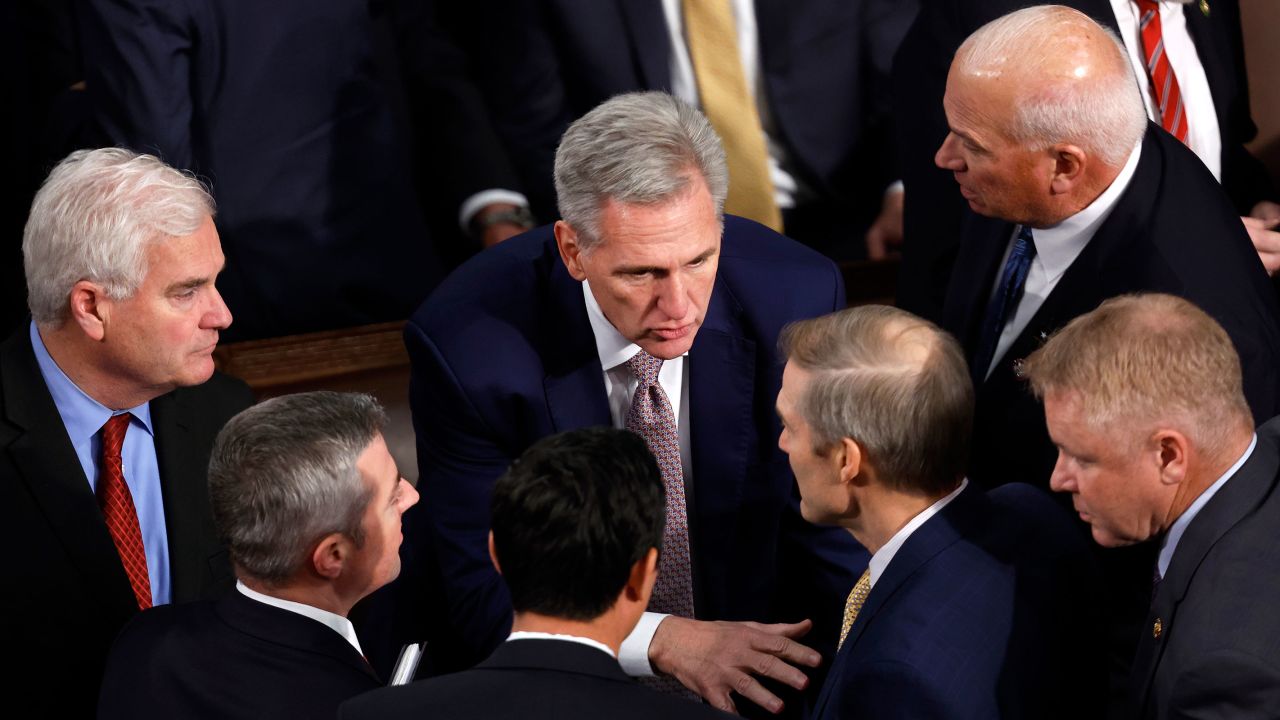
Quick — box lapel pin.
[1153,617,1163,639]
[1038,330,1049,341]
[1012,358,1027,379]
[1200,0,1210,17]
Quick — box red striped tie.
[1134,0,1189,143]
[99,413,152,610]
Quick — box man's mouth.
[653,324,694,341]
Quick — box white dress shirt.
[659,0,805,208]
[985,139,1144,379]
[582,281,693,676]
[1158,434,1257,578]
[508,630,618,658]
[867,480,969,589]
[236,581,364,655]
[1110,0,1221,180]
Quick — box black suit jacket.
[943,125,1280,493]
[1129,418,1280,718]
[812,484,1105,720]
[0,326,252,718]
[99,589,381,719]
[341,638,730,720]
[894,0,1276,321]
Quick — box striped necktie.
[1134,0,1189,143]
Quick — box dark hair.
[491,427,665,620]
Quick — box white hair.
[23,147,215,325]
[956,5,1147,166]
[553,92,728,249]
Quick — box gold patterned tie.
[838,569,872,650]
[683,0,783,231]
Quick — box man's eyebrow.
[164,277,210,293]
[950,127,983,148]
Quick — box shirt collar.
[507,630,618,659]
[29,320,154,441]
[1158,433,1257,578]
[1027,138,1144,285]
[236,580,364,655]
[867,479,969,588]
[581,281,688,371]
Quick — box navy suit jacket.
[812,483,1106,720]
[894,0,1276,322]
[387,216,865,691]
[943,125,1280,493]
[341,638,732,720]
[1129,418,1280,719]
[0,326,252,718]
[98,589,381,719]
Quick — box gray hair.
[553,91,729,249]
[23,147,215,325]
[208,391,388,585]
[780,306,973,495]
[956,5,1147,166]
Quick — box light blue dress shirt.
[1157,433,1258,579]
[29,321,172,604]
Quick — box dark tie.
[972,226,1037,384]
[99,413,152,610]
[1133,0,1189,143]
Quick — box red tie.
[98,413,152,610]
[1134,0,1189,143]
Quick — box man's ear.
[310,533,348,580]
[68,280,108,341]
[1153,429,1190,488]
[836,436,864,486]
[1048,144,1087,195]
[488,531,503,575]
[624,547,660,603]
[554,220,589,282]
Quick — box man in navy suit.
[98,392,421,719]
[394,92,864,715]
[343,428,733,720]
[775,305,1105,719]
[1027,293,1280,718]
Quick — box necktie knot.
[626,350,664,387]
[101,413,132,462]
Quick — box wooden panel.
[213,321,409,392]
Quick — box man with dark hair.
[342,428,730,720]
[777,305,1105,718]
[98,391,419,719]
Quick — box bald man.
[934,5,1280,495]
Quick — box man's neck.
[848,484,957,555]
[1165,428,1255,528]
[239,576,353,618]
[511,611,627,655]
[38,323,157,410]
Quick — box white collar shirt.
[507,631,618,659]
[1158,434,1257,578]
[868,480,969,589]
[236,581,364,655]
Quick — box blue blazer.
[812,484,1106,720]
[382,216,866,690]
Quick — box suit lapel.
[942,211,1013,357]
[1131,422,1280,712]
[1181,1,1235,139]
[218,590,380,682]
[616,0,672,92]
[543,260,611,433]
[1,331,138,619]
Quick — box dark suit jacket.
[384,216,865,693]
[1128,418,1280,719]
[894,0,1276,322]
[77,0,521,339]
[943,124,1280,493]
[460,0,915,256]
[812,483,1106,720]
[99,589,381,719]
[341,638,732,720]
[0,326,252,718]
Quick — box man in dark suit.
[894,0,1279,321]
[934,6,1280,493]
[1,148,253,717]
[456,0,917,260]
[775,305,1105,719]
[392,92,863,715]
[99,391,419,719]
[343,428,732,720]
[1026,293,1280,718]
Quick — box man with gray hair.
[1027,293,1280,718]
[98,391,419,719]
[0,147,253,716]
[395,90,863,715]
[934,5,1280,493]
[776,305,1103,718]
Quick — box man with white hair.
[1027,293,1280,718]
[0,147,253,716]
[935,5,1280,493]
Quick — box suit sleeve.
[78,0,197,168]
[1165,648,1280,719]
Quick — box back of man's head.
[780,305,973,495]
[208,391,387,586]
[1025,293,1253,457]
[23,147,215,326]
[491,427,665,620]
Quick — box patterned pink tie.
[625,350,696,619]
[99,413,152,610]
